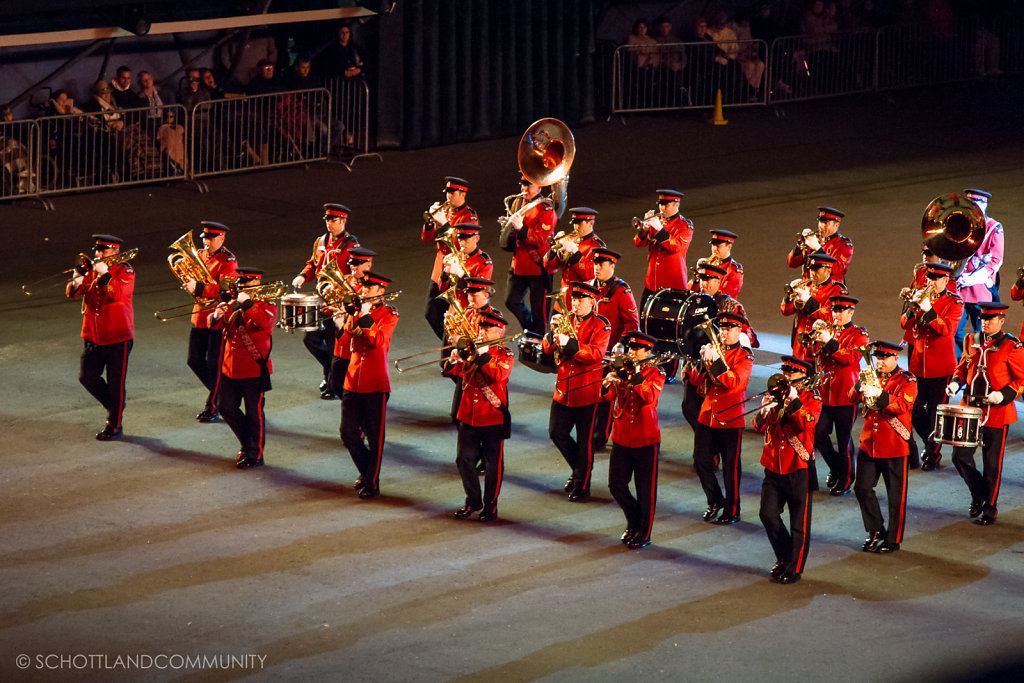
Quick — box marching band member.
[444,277,499,423]
[181,221,237,423]
[542,282,611,501]
[810,295,868,495]
[689,229,744,298]
[291,203,361,399]
[503,173,558,335]
[591,247,640,447]
[327,247,375,396]
[946,302,1024,526]
[543,207,605,311]
[780,252,848,361]
[902,246,955,364]
[787,207,853,284]
[422,176,479,340]
[445,309,514,522]
[633,189,693,308]
[954,189,1004,359]
[65,234,135,441]
[851,341,917,553]
[690,311,754,525]
[339,272,399,499]
[210,267,277,469]
[899,262,964,471]
[602,332,666,549]
[1011,266,1024,337]
[437,223,493,309]
[754,356,821,584]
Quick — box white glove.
[816,328,833,344]
[508,213,524,229]
[332,310,347,324]
[71,274,85,288]
[292,275,305,289]
[804,235,821,251]
[787,386,799,400]
[796,289,811,304]
[431,209,448,225]
[183,277,198,294]
[945,381,961,397]
[236,291,251,303]
[918,296,932,313]
[359,302,372,315]
[700,343,720,363]
[899,287,912,300]
[958,269,988,288]
[986,390,1003,405]
[93,261,109,275]
[559,237,578,254]
[861,385,882,399]
[444,257,465,279]
[428,201,441,213]
[475,345,490,355]
[647,215,663,232]
[738,332,752,348]
[549,313,562,328]
[556,333,570,346]
[211,302,229,320]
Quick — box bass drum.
[641,289,718,358]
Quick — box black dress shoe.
[563,477,575,493]
[353,477,365,490]
[236,457,264,469]
[825,473,837,489]
[829,485,850,497]
[620,529,635,545]
[319,380,328,392]
[478,510,497,523]
[974,515,996,526]
[455,505,482,519]
[320,389,339,400]
[777,573,802,584]
[872,541,900,553]
[969,501,983,518]
[627,536,650,549]
[358,487,380,499]
[702,503,721,522]
[196,408,219,423]
[568,491,590,503]
[95,424,123,441]
[861,531,884,552]
[770,561,786,579]
[714,514,740,525]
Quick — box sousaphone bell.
[921,193,987,278]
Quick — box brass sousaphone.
[921,193,987,278]
[500,118,576,234]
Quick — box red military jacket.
[542,312,612,407]
[438,248,494,307]
[332,276,364,360]
[211,300,277,380]
[815,323,869,406]
[511,201,557,276]
[544,231,605,284]
[900,289,964,378]
[1009,277,1024,338]
[191,246,237,328]
[787,231,854,283]
[448,344,514,428]
[422,204,478,285]
[601,363,665,448]
[780,278,848,360]
[954,332,1024,429]
[902,264,957,344]
[753,387,822,474]
[688,257,744,299]
[596,277,640,350]
[341,303,399,393]
[634,213,693,291]
[299,231,360,281]
[66,263,135,345]
[854,370,917,458]
[694,343,754,429]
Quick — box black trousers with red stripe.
[853,451,908,544]
[549,401,598,495]
[456,422,505,514]
[813,403,857,490]
[952,424,1008,518]
[216,375,267,461]
[608,442,660,542]
[79,339,132,430]
[187,327,223,410]
[760,468,811,576]
[693,424,743,518]
[341,390,389,490]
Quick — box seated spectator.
[652,15,686,73]
[705,11,747,101]
[732,10,766,97]
[40,90,86,189]
[157,108,186,173]
[626,18,660,69]
[179,69,211,110]
[285,55,319,89]
[136,70,164,139]
[0,104,35,195]
[246,59,282,95]
[111,65,143,109]
[201,69,242,99]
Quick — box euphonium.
[167,232,214,293]
[855,344,883,410]
[696,318,729,374]
[316,260,357,308]
[439,289,476,341]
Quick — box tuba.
[499,118,575,234]
[921,193,986,279]
[167,231,215,296]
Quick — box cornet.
[797,318,843,346]
[795,227,820,255]
[784,277,813,303]
[423,200,453,225]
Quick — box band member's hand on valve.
[945,381,961,397]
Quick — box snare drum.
[933,404,982,447]
[278,293,324,333]
[518,331,557,374]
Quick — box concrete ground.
[2,78,1023,682]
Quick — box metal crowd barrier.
[766,29,877,103]
[612,40,769,113]
[188,88,331,179]
[877,17,984,90]
[322,76,372,158]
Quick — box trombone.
[395,332,523,373]
[22,248,139,296]
[710,370,832,425]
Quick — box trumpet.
[395,332,523,373]
[797,318,843,346]
[23,248,139,296]
[631,208,658,233]
[423,200,453,225]
[795,227,820,255]
[547,230,582,260]
[784,277,813,303]
[898,284,932,315]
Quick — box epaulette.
[220,247,237,262]
[386,305,399,316]
[595,313,612,330]
[732,260,744,273]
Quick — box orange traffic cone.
[711,89,728,126]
